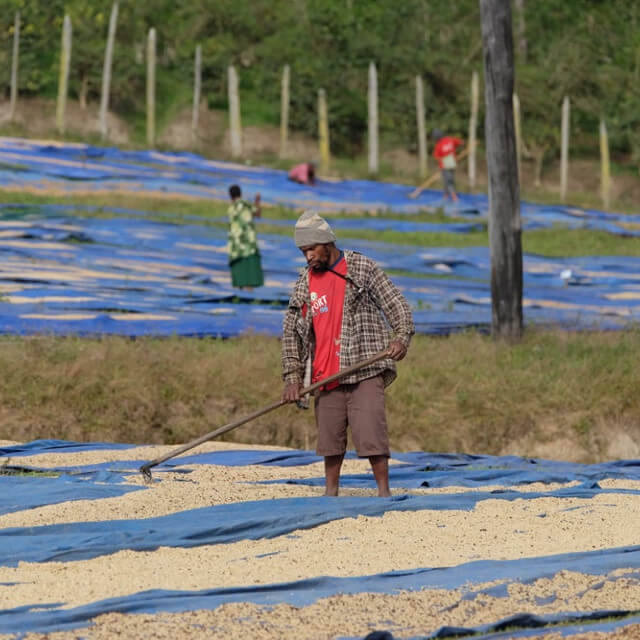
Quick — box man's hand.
[282,382,302,403]
[253,193,262,218]
[387,339,407,361]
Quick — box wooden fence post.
[228,65,243,158]
[9,12,20,121]
[479,0,523,340]
[600,119,611,209]
[415,75,427,178]
[368,61,379,175]
[512,92,522,185]
[280,64,290,158]
[192,44,202,140]
[468,70,479,188]
[318,88,330,173]
[56,14,72,135]
[99,2,118,140]
[146,27,156,147]
[560,95,570,202]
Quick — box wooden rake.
[139,349,391,481]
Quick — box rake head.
[140,464,154,483]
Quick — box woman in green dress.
[227,184,264,289]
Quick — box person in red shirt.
[432,129,464,202]
[281,211,414,497]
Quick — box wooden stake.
[468,70,479,188]
[600,119,611,209]
[368,61,379,175]
[228,65,242,158]
[146,27,156,147]
[192,44,202,140]
[512,92,522,185]
[560,95,570,202]
[318,88,330,174]
[99,2,118,140]
[56,14,72,135]
[280,64,290,158]
[415,75,428,178]
[9,12,20,122]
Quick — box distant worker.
[432,129,464,202]
[288,162,316,186]
[227,184,264,290]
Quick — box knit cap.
[294,210,336,248]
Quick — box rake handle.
[139,349,390,479]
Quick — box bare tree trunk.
[479,0,523,340]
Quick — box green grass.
[2,190,639,257]
[0,331,638,462]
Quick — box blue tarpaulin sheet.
[2,440,640,637]
[2,485,639,567]
[1,203,640,336]
[1,545,639,636]
[1,137,640,236]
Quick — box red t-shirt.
[307,254,347,389]
[433,136,463,169]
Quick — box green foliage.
[0,1,638,160]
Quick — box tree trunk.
[479,0,523,340]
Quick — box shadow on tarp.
[2,485,640,566]
[349,610,640,639]
[1,546,639,637]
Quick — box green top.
[227,199,260,263]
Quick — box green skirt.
[230,253,264,288]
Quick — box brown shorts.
[314,375,390,458]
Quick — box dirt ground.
[1,440,639,640]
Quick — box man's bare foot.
[324,487,339,497]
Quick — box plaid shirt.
[282,250,414,388]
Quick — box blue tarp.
[1,137,640,236]
[0,204,639,337]
[1,545,639,636]
[3,440,640,637]
[2,485,639,567]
